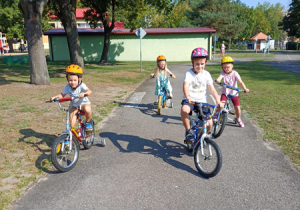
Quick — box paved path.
[12,63,300,210]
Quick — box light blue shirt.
[62,82,90,107]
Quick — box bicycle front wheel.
[213,112,228,138]
[194,139,222,178]
[51,134,79,172]
[82,120,95,149]
[157,95,162,115]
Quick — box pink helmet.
[191,47,208,60]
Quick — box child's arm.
[150,68,158,78]
[166,69,176,78]
[237,79,250,93]
[215,75,223,83]
[183,82,192,103]
[208,84,221,105]
[78,88,92,98]
[50,93,66,101]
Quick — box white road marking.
[124,92,146,107]
[287,54,292,60]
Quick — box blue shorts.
[181,100,212,120]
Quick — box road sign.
[135,27,147,39]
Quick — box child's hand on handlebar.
[171,74,176,79]
[150,73,155,78]
[245,89,250,93]
[78,93,85,98]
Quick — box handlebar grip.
[58,97,72,102]
[84,94,88,97]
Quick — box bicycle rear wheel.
[157,95,162,115]
[82,120,95,149]
[194,139,222,178]
[213,112,228,138]
[51,134,79,172]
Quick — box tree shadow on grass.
[18,129,61,174]
[100,132,208,179]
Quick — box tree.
[279,0,300,38]
[19,0,50,85]
[186,0,247,48]
[48,0,84,68]
[256,2,284,40]
[0,0,24,52]
[81,0,173,64]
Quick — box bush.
[286,42,299,50]
[231,44,236,50]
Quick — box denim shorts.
[181,100,212,120]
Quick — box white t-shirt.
[62,82,90,107]
[183,69,213,102]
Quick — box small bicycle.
[151,75,174,115]
[213,81,249,138]
[184,101,222,178]
[46,95,105,172]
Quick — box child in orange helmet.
[50,64,93,131]
[150,55,176,99]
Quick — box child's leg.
[181,104,191,130]
[207,118,213,133]
[167,81,173,97]
[69,107,78,128]
[234,106,241,119]
[81,104,92,122]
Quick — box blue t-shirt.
[62,82,90,107]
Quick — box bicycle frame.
[53,97,88,151]
[190,103,216,155]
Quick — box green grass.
[206,62,300,166]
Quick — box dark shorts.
[221,94,240,106]
[181,100,212,120]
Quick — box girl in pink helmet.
[181,48,220,143]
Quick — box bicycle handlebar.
[185,100,217,119]
[215,80,250,93]
[150,74,174,79]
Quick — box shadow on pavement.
[100,131,207,178]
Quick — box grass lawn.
[0,58,299,209]
[206,62,300,168]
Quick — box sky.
[241,0,291,10]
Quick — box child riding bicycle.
[181,48,220,143]
[214,56,250,127]
[150,55,176,99]
[50,64,93,131]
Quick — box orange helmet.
[157,55,166,62]
[66,64,83,78]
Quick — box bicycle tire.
[213,111,228,138]
[51,134,79,172]
[82,120,95,149]
[194,139,222,178]
[157,95,162,115]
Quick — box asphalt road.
[12,62,300,210]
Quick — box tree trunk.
[58,0,84,69]
[100,28,111,64]
[229,38,231,50]
[18,0,50,85]
[99,0,115,64]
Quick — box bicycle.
[213,81,249,138]
[46,95,105,172]
[151,74,174,115]
[184,101,222,178]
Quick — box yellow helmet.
[221,56,234,64]
[66,64,83,78]
[157,55,166,62]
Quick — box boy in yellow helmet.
[214,56,250,127]
[50,64,93,131]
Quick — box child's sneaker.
[234,118,244,128]
[85,121,93,131]
[185,129,194,143]
[213,113,219,121]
